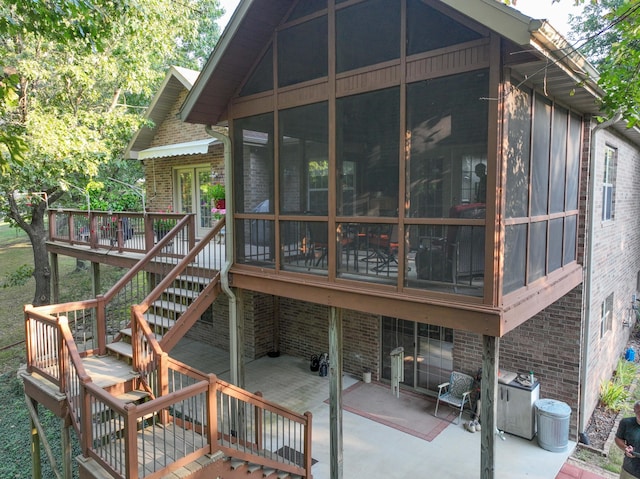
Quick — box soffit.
[180,0,293,125]
[125,66,200,159]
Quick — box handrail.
[48,209,189,254]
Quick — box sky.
[216,0,584,37]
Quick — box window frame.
[602,145,617,222]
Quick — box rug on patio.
[327,381,456,442]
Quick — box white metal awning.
[136,138,219,160]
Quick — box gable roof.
[180,0,640,145]
[125,66,200,159]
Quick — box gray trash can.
[535,399,571,452]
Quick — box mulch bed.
[581,330,640,451]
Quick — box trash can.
[535,399,571,452]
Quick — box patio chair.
[434,371,474,424]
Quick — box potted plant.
[211,183,225,209]
[154,210,177,240]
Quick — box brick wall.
[140,88,225,213]
[455,286,583,439]
[278,298,380,378]
[581,123,640,430]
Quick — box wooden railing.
[48,208,190,254]
[25,212,315,478]
[24,309,313,479]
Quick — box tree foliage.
[0,0,222,304]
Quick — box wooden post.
[50,253,59,304]
[329,306,343,479]
[272,295,280,353]
[207,374,218,454]
[61,417,72,479]
[95,295,107,355]
[480,334,499,479]
[233,288,245,389]
[30,398,42,479]
[91,262,100,299]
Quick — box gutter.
[205,125,240,386]
[579,112,622,437]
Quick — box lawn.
[0,221,126,478]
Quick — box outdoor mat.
[274,445,318,467]
[327,381,456,442]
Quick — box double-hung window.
[602,146,616,221]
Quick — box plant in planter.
[211,183,225,209]
[154,212,177,240]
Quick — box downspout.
[205,125,240,386]
[579,112,622,438]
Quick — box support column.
[50,253,59,304]
[91,262,100,298]
[30,398,42,479]
[480,334,499,479]
[61,417,72,479]
[232,288,245,389]
[329,306,343,479]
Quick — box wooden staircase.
[23,218,313,479]
[105,273,214,361]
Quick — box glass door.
[175,166,214,237]
[381,317,453,393]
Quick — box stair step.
[106,341,133,358]
[119,328,162,341]
[247,464,262,473]
[262,468,276,477]
[92,390,149,415]
[230,460,246,470]
[175,274,210,286]
[144,313,176,330]
[151,300,188,314]
[164,287,199,300]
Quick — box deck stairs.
[23,219,313,479]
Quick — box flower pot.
[214,199,226,209]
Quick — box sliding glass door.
[381,317,453,393]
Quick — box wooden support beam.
[50,253,59,304]
[233,288,245,389]
[30,397,42,479]
[480,335,499,479]
[329,306,343,479]
[61,417,72,479]
[91,262,100,298]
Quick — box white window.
[600,293,613,338]
[602,146,616,221]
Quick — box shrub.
[2,264,34,288]
[600,379,628,412]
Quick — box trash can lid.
[535,399,571,417]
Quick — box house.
[21,1,640,478]
[125,65,226,238]
[178,0,640,468]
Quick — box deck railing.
[48,209,190,254]
[24,310,313,478]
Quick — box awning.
[136,138,219,160]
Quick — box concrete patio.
[171,337,576,479]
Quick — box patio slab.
[172,337,575,479]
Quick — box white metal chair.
[434,371,474,424]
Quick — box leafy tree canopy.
[0,0,222,304]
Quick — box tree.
[503,0,640,126]
[0,0,222,305]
